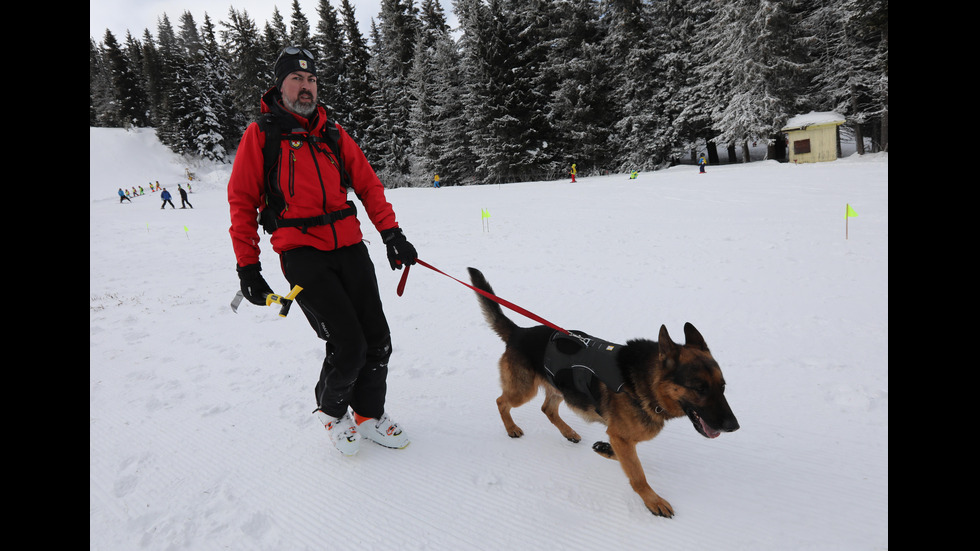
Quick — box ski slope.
[90,127,888,550]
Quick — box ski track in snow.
[91,128,887,550]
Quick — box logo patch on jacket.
[290,140,303,149]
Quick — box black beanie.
[274,47,317,89]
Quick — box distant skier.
[118,188,132,203]
[160,188,175,209]
[570,163,577,182]
[178,184,193,209]
[699,154,707,174]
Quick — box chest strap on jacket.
[262,200,357,234]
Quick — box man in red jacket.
[228,46,417,456]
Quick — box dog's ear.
[683,322,709,351]
[658,324,677,361]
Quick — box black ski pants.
[280,243,391,419]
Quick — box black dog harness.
[543,330,625,407]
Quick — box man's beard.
[284,93,316,118]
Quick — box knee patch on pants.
[366,335,392,365]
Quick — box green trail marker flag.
[482,208,490,232]
[845,204,857,239]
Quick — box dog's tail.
[467,267,519,342]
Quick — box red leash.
[397,259,569,335]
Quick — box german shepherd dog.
[467,268,739,517]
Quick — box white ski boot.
[355,412,410,449]
[316,410,360,456]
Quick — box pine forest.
[90,0,888,187]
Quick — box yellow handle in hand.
[265,285,303,317]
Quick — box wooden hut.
[781,112,846,164]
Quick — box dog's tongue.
[700,417,721,439]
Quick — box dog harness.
[543,330,625,407]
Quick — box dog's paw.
[566,435,581,443]
[506,427,524,438]
[592,441,615,458]
[645,497,675,518]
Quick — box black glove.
[236,262,274,305]
[381,227,417,270]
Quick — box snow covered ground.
[90,127,888,550]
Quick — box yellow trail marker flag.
[845,204,857,239]
[481,208,490,232]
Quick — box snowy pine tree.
[194,14,232,162]
[153,15,189,151]
[220,8,270,128]
[806,0,886,154]
[89,0,888,174]
[90,38,115,127]
[544,0,615,174]
[264,8,291,64]
[139,30,165,127]
[369,0,419,187]
[428,25,474,185]
[288,0,314,47]
[337,0,376,143]
[602,0,663,170]
[406,1,453,186]
[100,30,149,128]
[313,0,347,118]
[697,0,811,162]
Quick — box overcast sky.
[90,0,403,44]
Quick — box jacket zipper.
[306,141,339,249]
[287,150,296,209]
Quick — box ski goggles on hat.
[278,46,314,61]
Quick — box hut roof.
[781,111,845,132]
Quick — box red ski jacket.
[228,88,398,267]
